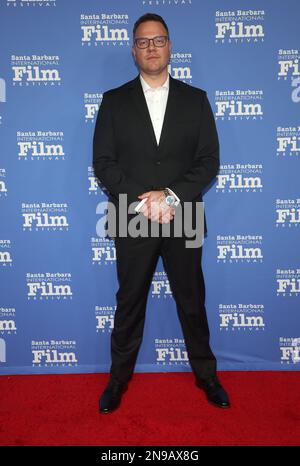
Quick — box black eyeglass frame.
[134,35,169,49]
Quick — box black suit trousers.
[110,233,217,383]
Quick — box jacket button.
[156,161,161,165]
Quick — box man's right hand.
[137,191,175,223]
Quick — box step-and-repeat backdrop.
[0,0,299,374]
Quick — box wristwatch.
[163,188,176,206]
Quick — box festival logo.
[276,126,300,157]
[215,89,263,120]
[278,50,300,103]
[276,199,300,228]
[0,169,8,197]
[0,307,17,335]
[279,337,300,364]
[22,202,69,231]
[91,237,116,265]
[151,271,172,298]
[88,167,108,197]
[276,269,300,296]
[169,52,192,83]
[26,272,73,300]
[219,303,265,331]
[11,54,61,86]
[32,339,78,367]
[80,13,130,47]
[84,92,102,123]
[216,163,263,193]
[155,338,189,366]
[278,49,300,81]
[0,240,12,267]
[95,305,116,333]
[217,234,263,263]
[17,130,65,161]
[215,9,265,44]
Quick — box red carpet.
[0,371,299,446]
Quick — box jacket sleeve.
[93,92,147,206]
[168,92,220,202]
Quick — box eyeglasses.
[134,35,169,49]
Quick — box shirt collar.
[140,74,169,93]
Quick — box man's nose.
[148,39,157,49]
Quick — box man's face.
[132,20,172,76]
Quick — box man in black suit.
[93,13,230,413]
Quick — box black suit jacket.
[93,75,219,226]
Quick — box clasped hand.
[138,191,175,223]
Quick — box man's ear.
[132,46,136,61]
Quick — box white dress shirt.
[135,74,180,213]
[140,73,169,145]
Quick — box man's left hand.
[138,191,175,223]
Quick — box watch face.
[166,195,175,206]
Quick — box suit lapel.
[158,76,180,151]
[130,76,158,149]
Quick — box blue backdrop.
[0,0,299,375]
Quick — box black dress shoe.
[196,376,230,409]
[99,377,128,413]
